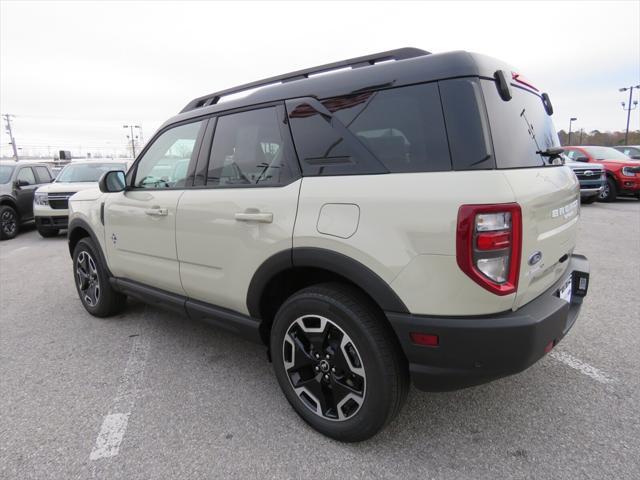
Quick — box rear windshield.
[56,163,127,183]
[481,79,559,169]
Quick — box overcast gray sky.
[1,0,639,157]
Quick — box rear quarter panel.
[294,171,518,315]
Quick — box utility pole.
[2,114,19,161]
[620,85,640,145]
[579,128,584,145]
[568,117,577,145]
[123,124,141,158]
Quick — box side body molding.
[247,247,409,318]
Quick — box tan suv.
[67,48,590,441]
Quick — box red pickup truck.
[562,146,640,202]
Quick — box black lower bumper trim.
[386,254,589,392]
[36,216,68,229]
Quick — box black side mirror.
[631,155,640,160]
[575,156,589,163]
[15,179,29,187]
[99,170,126,193]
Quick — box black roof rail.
[180,47,430,113]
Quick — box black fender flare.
[67,218,113,277]
[0,195,18,209]
[246,247,409,317]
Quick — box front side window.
[134,121,204,188]
[17,167,36,185]
[207,107,297,186]
[563,149,587,161]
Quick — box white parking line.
[549,350,615,384]
[90,335,149,460]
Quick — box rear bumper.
[386,254,589,391]
[35,215,68,229]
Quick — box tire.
[37,227,59,238]
[0,205,19,240]
[581,196,597,204]
[72,237,126,317]
[598,177,617,202]
[270,282,409,442]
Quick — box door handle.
[144,207,168,216]
[235,211,273,223]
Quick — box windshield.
[0,165,15,184]
[56,163,126,183]
[481,80,559,168]
[582,146,634,161]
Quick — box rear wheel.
[73,238,126,317]
[598,177,617,202]
[37,226,59,238]
[270,283,408,442]
[0,205,19,240]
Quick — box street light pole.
[568,117,577,145]
[620,85,640,145]
[123,124,141,158]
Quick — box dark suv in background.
[0,161,54,240]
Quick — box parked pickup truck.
[562,146,640,202]
[564,159,605,204]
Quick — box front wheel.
[73,238,126,317]
[0,205,19,240]
[581,195,597,204]
[598,177,617,202]
[270,283,408,442]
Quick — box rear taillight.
[456,203,522,296]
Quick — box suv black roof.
[164,49,507,129]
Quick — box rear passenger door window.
[286,83,451,176]
[206,106,299,187]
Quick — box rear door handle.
[145,207,168,216]
[235,211,273,223]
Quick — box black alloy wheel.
[271,283,408,442]
[0,206,18,240]
[72,237,126,317]
[76,250,101,307]
[282,314,366,421]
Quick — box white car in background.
[33,160,130,237]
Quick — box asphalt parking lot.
[1,199,639,480]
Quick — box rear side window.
[286,83,451,176]
[438,78,495,170]
[481,79,559,169]
[207,106,299,187]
